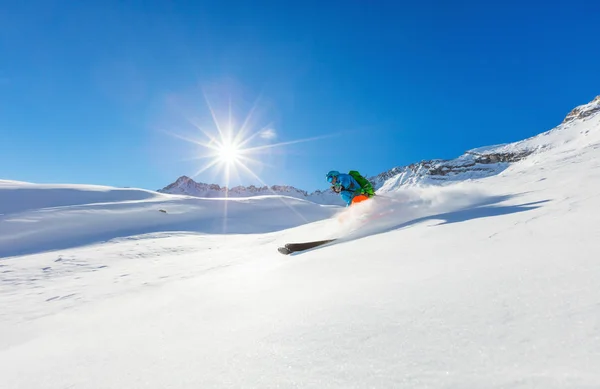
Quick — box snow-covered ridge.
[163,95,600,197]
[371,148,534,192]
[372,95,600,192]
[158,176,344,205]
[160,176,311,197]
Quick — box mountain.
[372,95,600,192]
[160,96,600,199]
[2,95,600,388]
[158,175,344,205]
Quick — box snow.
[159,176,344,206]
[473,95,600,158]
[373,96,600,193]
[375,156,510,192]
[0,183,338,258]
[2,99,600,388]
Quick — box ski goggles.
[327,175,337,184]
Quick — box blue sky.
[1,0,599,192]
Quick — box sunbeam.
[236,162,309,224]
[190,158,221,179]
[243,132,342,154]
[163,89,340,225]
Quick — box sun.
[162,88,340,194]
[216,139,241,165]
[161,89,343,231]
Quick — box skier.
[326,170,375,207]
[277,171,375,254]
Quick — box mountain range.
[159,95,600,203]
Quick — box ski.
[277,239,336,255]
[277,246,293,255]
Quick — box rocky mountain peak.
[562,95,600,124]
[158,176,343,205]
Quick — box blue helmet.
[326,170,340,183]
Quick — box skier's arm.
[338,174,362,193]
[337,175,353,190]
[338,190,352,206]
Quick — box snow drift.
[0,182,339,258]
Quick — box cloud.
[259,128,277,140]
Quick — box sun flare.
[162,89,343,230]
[217,140,241,165]
[163,89,340,199]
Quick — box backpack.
[348,170,375,197]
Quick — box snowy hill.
[1,95,600,388]
[0,181,338,258]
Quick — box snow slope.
[1,97,600,388]
[0,181,338,258]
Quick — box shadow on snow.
[335,193,551,245]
